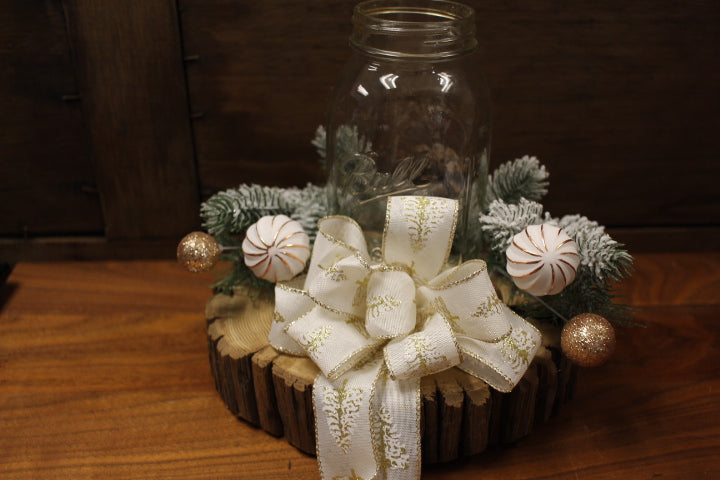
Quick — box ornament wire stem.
[495,269,569,323]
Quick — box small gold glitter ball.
[177,231,221,273]
[561,313,616,367]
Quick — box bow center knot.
[365,269,416,340]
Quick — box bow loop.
[286,305,382,381]
[383,196,458,281]
[417,260,513,343]
[307,254,371,320]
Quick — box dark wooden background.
[1,0,718,261]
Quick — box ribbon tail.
[312,361,422,480]
[371,372,421,480]
[313,359,382,480]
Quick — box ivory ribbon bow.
[270,196,541,480]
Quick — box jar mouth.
[356,0,474,26]
[351,0,477,59]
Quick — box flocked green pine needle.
[201,133,634,327]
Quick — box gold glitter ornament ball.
[177,231,222,273]
[561,313,616,367]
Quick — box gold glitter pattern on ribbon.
[405,197,444,253]
[319,261,349,282]
[471,293,503,318]
[371,405,410,470]
[366,295,401,318]
[302,325,333,353]
[404,334,450,378]
[500,329,536,375]
[352,277,370,307]
[421,297,462,334]
[323,379,363,454]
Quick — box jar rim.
[351,0,477,59]
[355,0,474,24]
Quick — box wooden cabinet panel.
[179,0,720,239]
[0,0,103,236]
[178,0,352,193]
[63,0,200,239]
[474,1,720,229]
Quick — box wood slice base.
[206,293,577,464]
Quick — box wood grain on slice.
[206,293,574,464]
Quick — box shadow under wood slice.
[499,363,539,445]
[454,370,492,457]
[420,376,439,464]
[252,346,283,436]
[271,354,318,455]
[207,335,221,394]
[533,347,558,426]
[421,368,494,464]
[550,346,579,413]
[206,292,274,425]
[435,370,465,463]
[534,321,578,414]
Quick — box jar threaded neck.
[350,0,477,59]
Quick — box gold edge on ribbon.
[281,307,317,342]
[282,306,382,381]
[275,281,307,296]
[277,282,364,324]
[413,376,422,475]
[436,311,464,368]
[368,361,384,480]
[327,340,384,382]
[382,343,398,380]
[372,262,411,274]
[440,198,460,274]
[317,215,373,270]
[457,310,542,393]
[318,214,365,234]
[311,371,327,480]
[380,196,395,264]
[424,259,488,291]
[456,346,515,393]
[370,329,407,341]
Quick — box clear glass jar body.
[326,0,491,260]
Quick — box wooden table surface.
[1,254,719,479]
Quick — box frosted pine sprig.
[200,184,290,237]
[281,183,328,243]
[312,124,372,171]
[557,214,633,283]
[486,155,549,205]
[479,198,547,252]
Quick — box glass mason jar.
[325,0,491,261]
